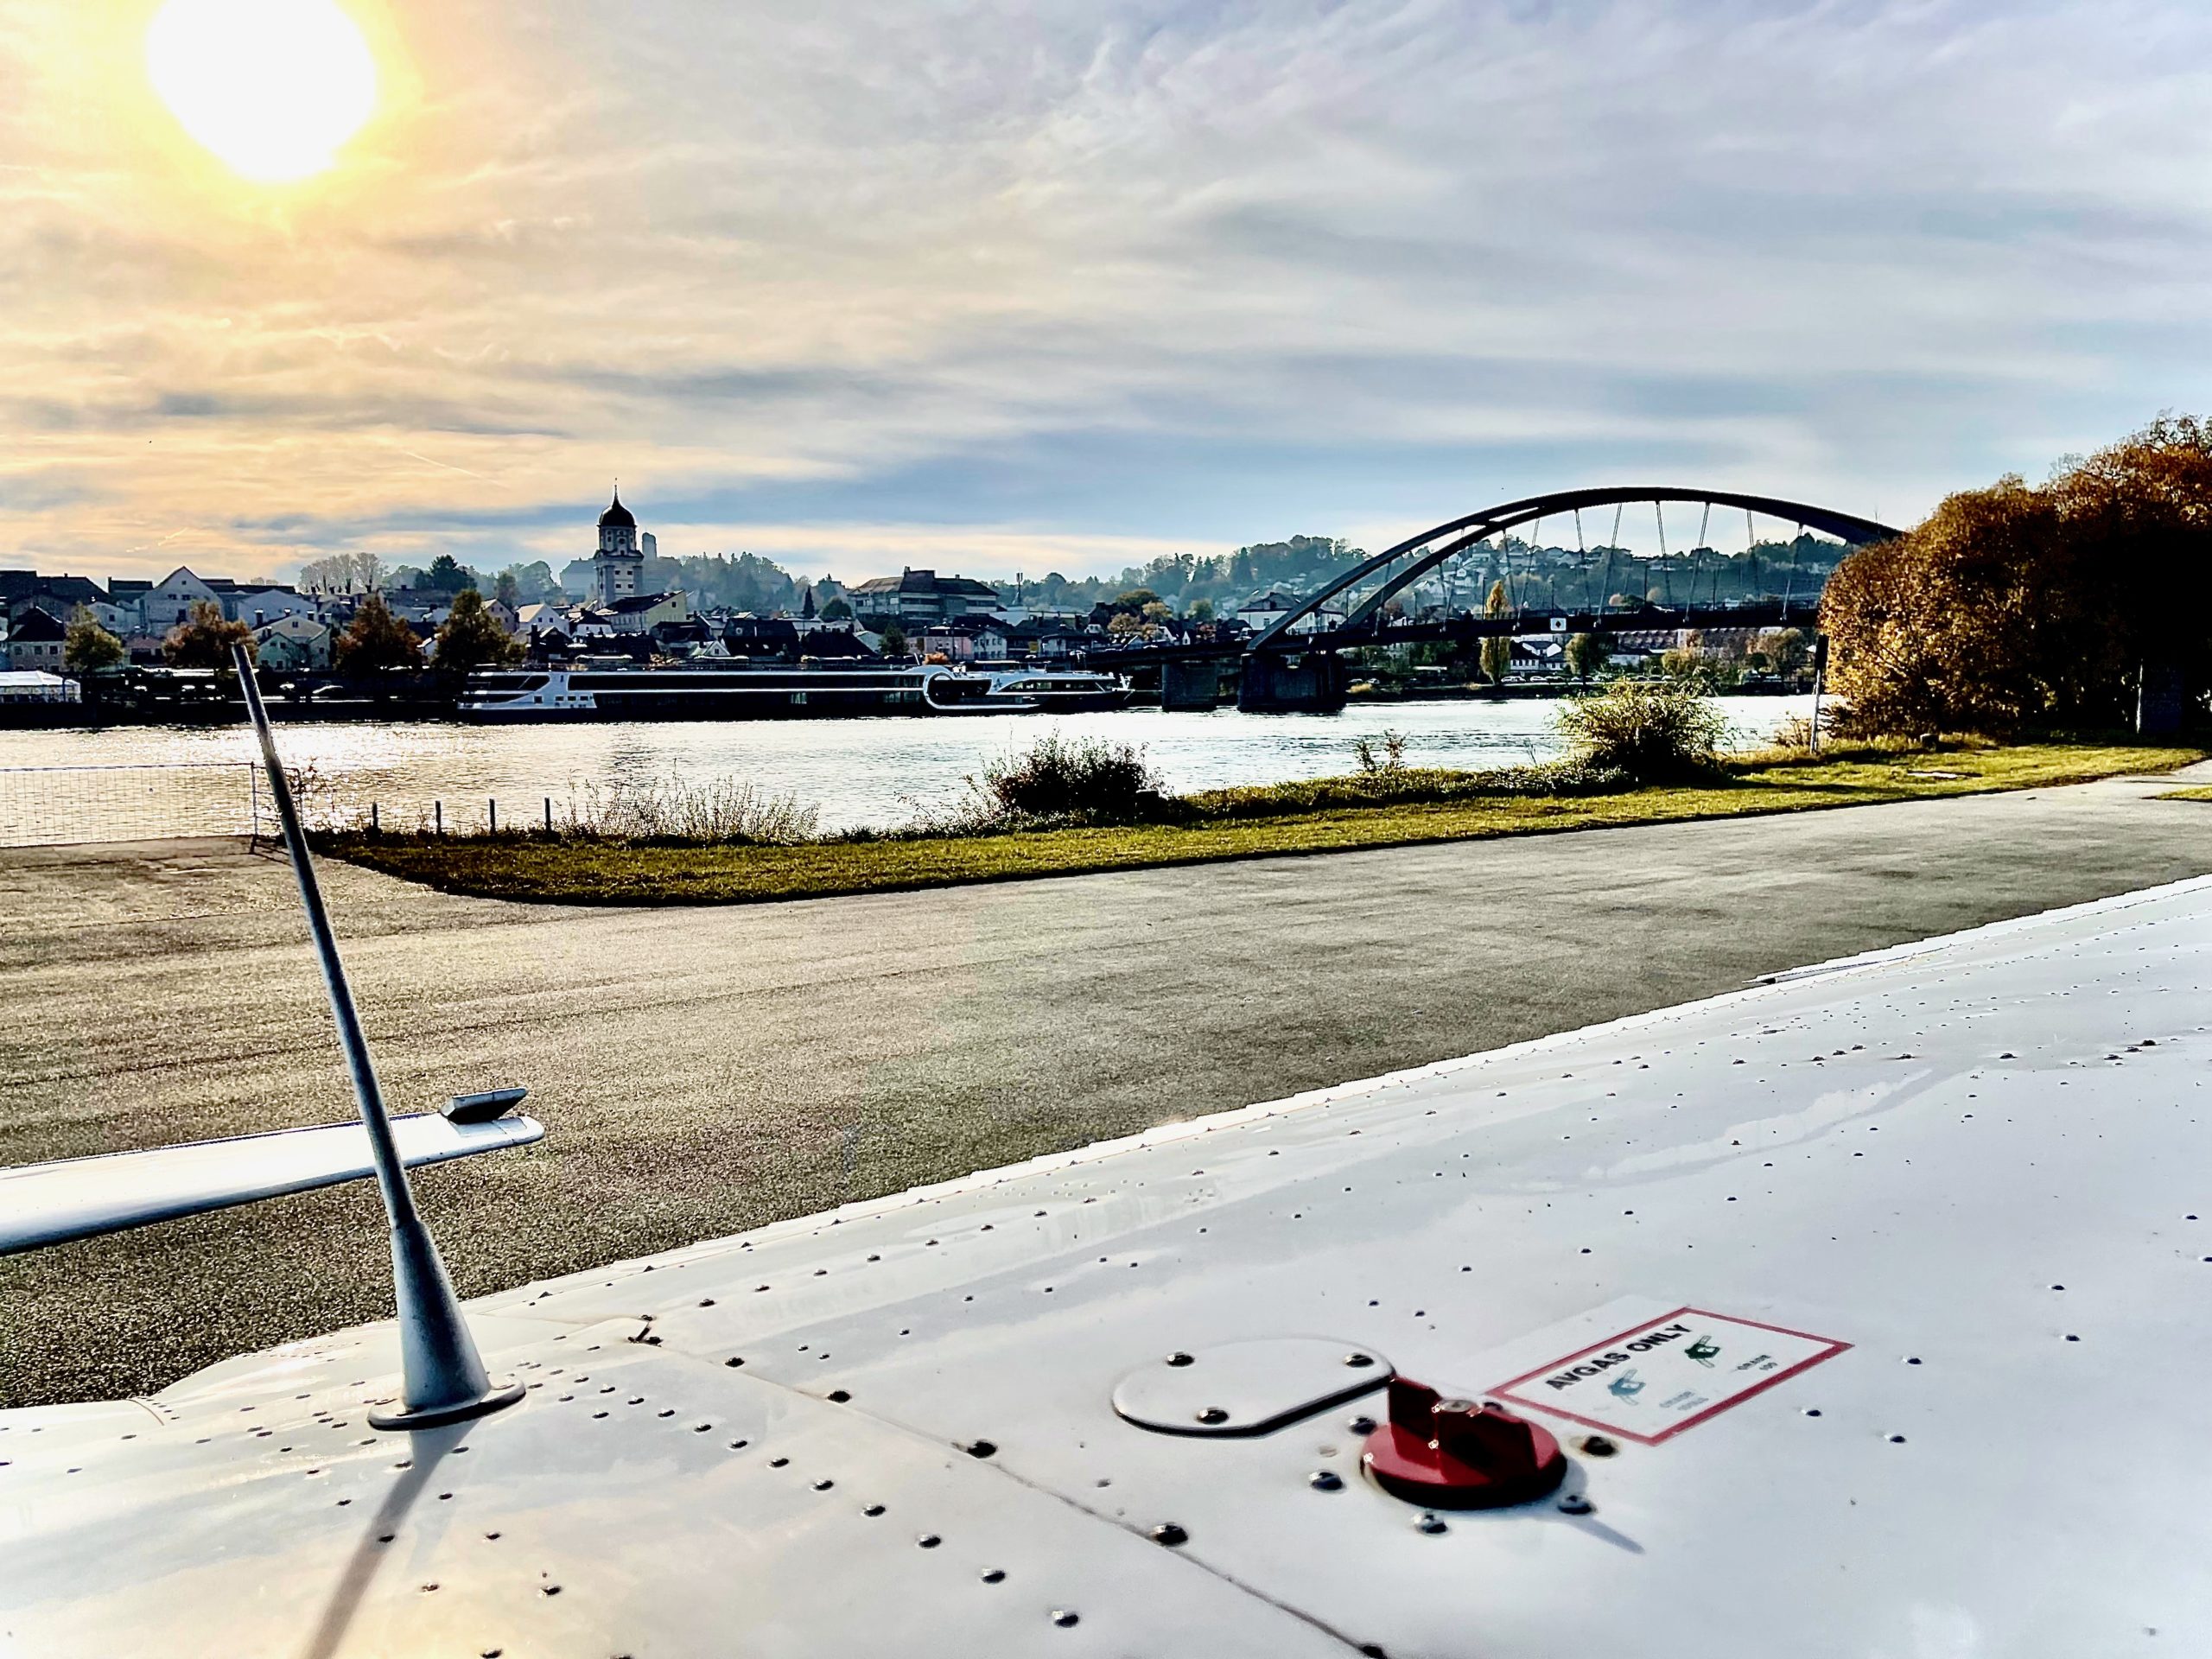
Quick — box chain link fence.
[0,763,344,849]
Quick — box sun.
[147,0,378,183]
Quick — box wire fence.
[0,763,346,849]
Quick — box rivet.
[918,1534,942,1548]
[1051,1610,1080,1627]
[863,1504,886,1516]
[1348,1414,1377,1434]
[1149,1522,1189,1546]
[1344,1353,1376,1369]
[1166,1352,1195,1368]
[965,1440,997,1459]
[828,1389,851,1403]
[813,1478,835,1491]
[1309,1471,1343,1491]
[1414,1513,1448,1535]
[1195,1407,1230,1425]
[1578,1435,1618,1458]
[980,1567,1006,1584]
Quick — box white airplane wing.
[4,878,2209,1656]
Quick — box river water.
[0,696,1815,842]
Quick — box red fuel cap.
[1361,1376,1567,1509]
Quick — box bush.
[1555,681,1725,780]
[553,776,820,842]
[970,733,1160,826]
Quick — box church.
[589,487,654,607]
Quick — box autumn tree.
[63,606,126,673]
[877,620,908,658]
[1564,631,1607,682]
[432,588,523,675]
[163,600,255,669]
[334,593,423,673]
[1479,580,1512,683]
[1822,416,2212,734]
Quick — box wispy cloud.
[2,0,2209,582]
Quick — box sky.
[3,0,2210,588]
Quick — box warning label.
[1491,1307,1847,1444]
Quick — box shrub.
[971,733,1160,826]
[1555,681,1725,780]
[554,776,820,842]
[1352,729,1408,773]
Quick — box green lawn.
[329,743,2201,906]
[2158,784,2212,802]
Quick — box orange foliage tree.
[1821,416,2212,734]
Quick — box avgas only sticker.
[1491,1307,1848,1444]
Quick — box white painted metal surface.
[0,1111,545,1255]
[8,877,2212,1656]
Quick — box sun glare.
[147,0,378,183]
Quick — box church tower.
[593,487,645,606]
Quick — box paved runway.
[4,766,2209,1407]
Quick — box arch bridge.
[1093,486,1903,712]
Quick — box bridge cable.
[1746,509,1760,612]
[1574,507,1591,615]
[1606,504,1624,620]
[1694,500,1713,608]
[1655,499,1672,610]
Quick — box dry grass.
[328,742,2202,906]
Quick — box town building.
[252,615,334,671]
[847,569,1002,627]
[1,606,67,671]
[1236,590,1344,636]
[591,489,645,607]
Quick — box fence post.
[371,801,379,836]
[543,796,552,835]
[434,800,442,836]
[488,798,497,835]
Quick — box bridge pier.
[1160,658,1223,712]
[1237,651,1348,715]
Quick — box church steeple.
[592,486,645,603]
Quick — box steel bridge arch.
[1245,486,1905,652]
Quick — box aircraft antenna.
[231,643,524,1430]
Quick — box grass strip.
[328,743,2202,907]
[2156,785,2212,802]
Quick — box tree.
[1141,600,1174,626]
[1479,580,1512,683]
[163,600,254,669]
[493,569,521,608]
[63,606,126,673]
[1822,415,2212,734]
[1110,588,1160,613]
[432,588,522,675]
[820,595,854,621]
[877,620,908,658]
[298,550,386,594]
[334,593,423,673]
[425,554,477,594]
[1564,632,1607,682]
[1748,627,1808,677]
[1187,598,1215,622]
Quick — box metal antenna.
[231,644,524,1431]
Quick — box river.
[0,695,1815,842]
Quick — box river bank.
[329,742,2201,906]
[0,694,1819,843]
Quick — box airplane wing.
[0,1098,543,1255]
[3,878,2208,1655]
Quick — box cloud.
[1,0,2209,583]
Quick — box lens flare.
[147,0,378,183]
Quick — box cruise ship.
[457,663,1131,721]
